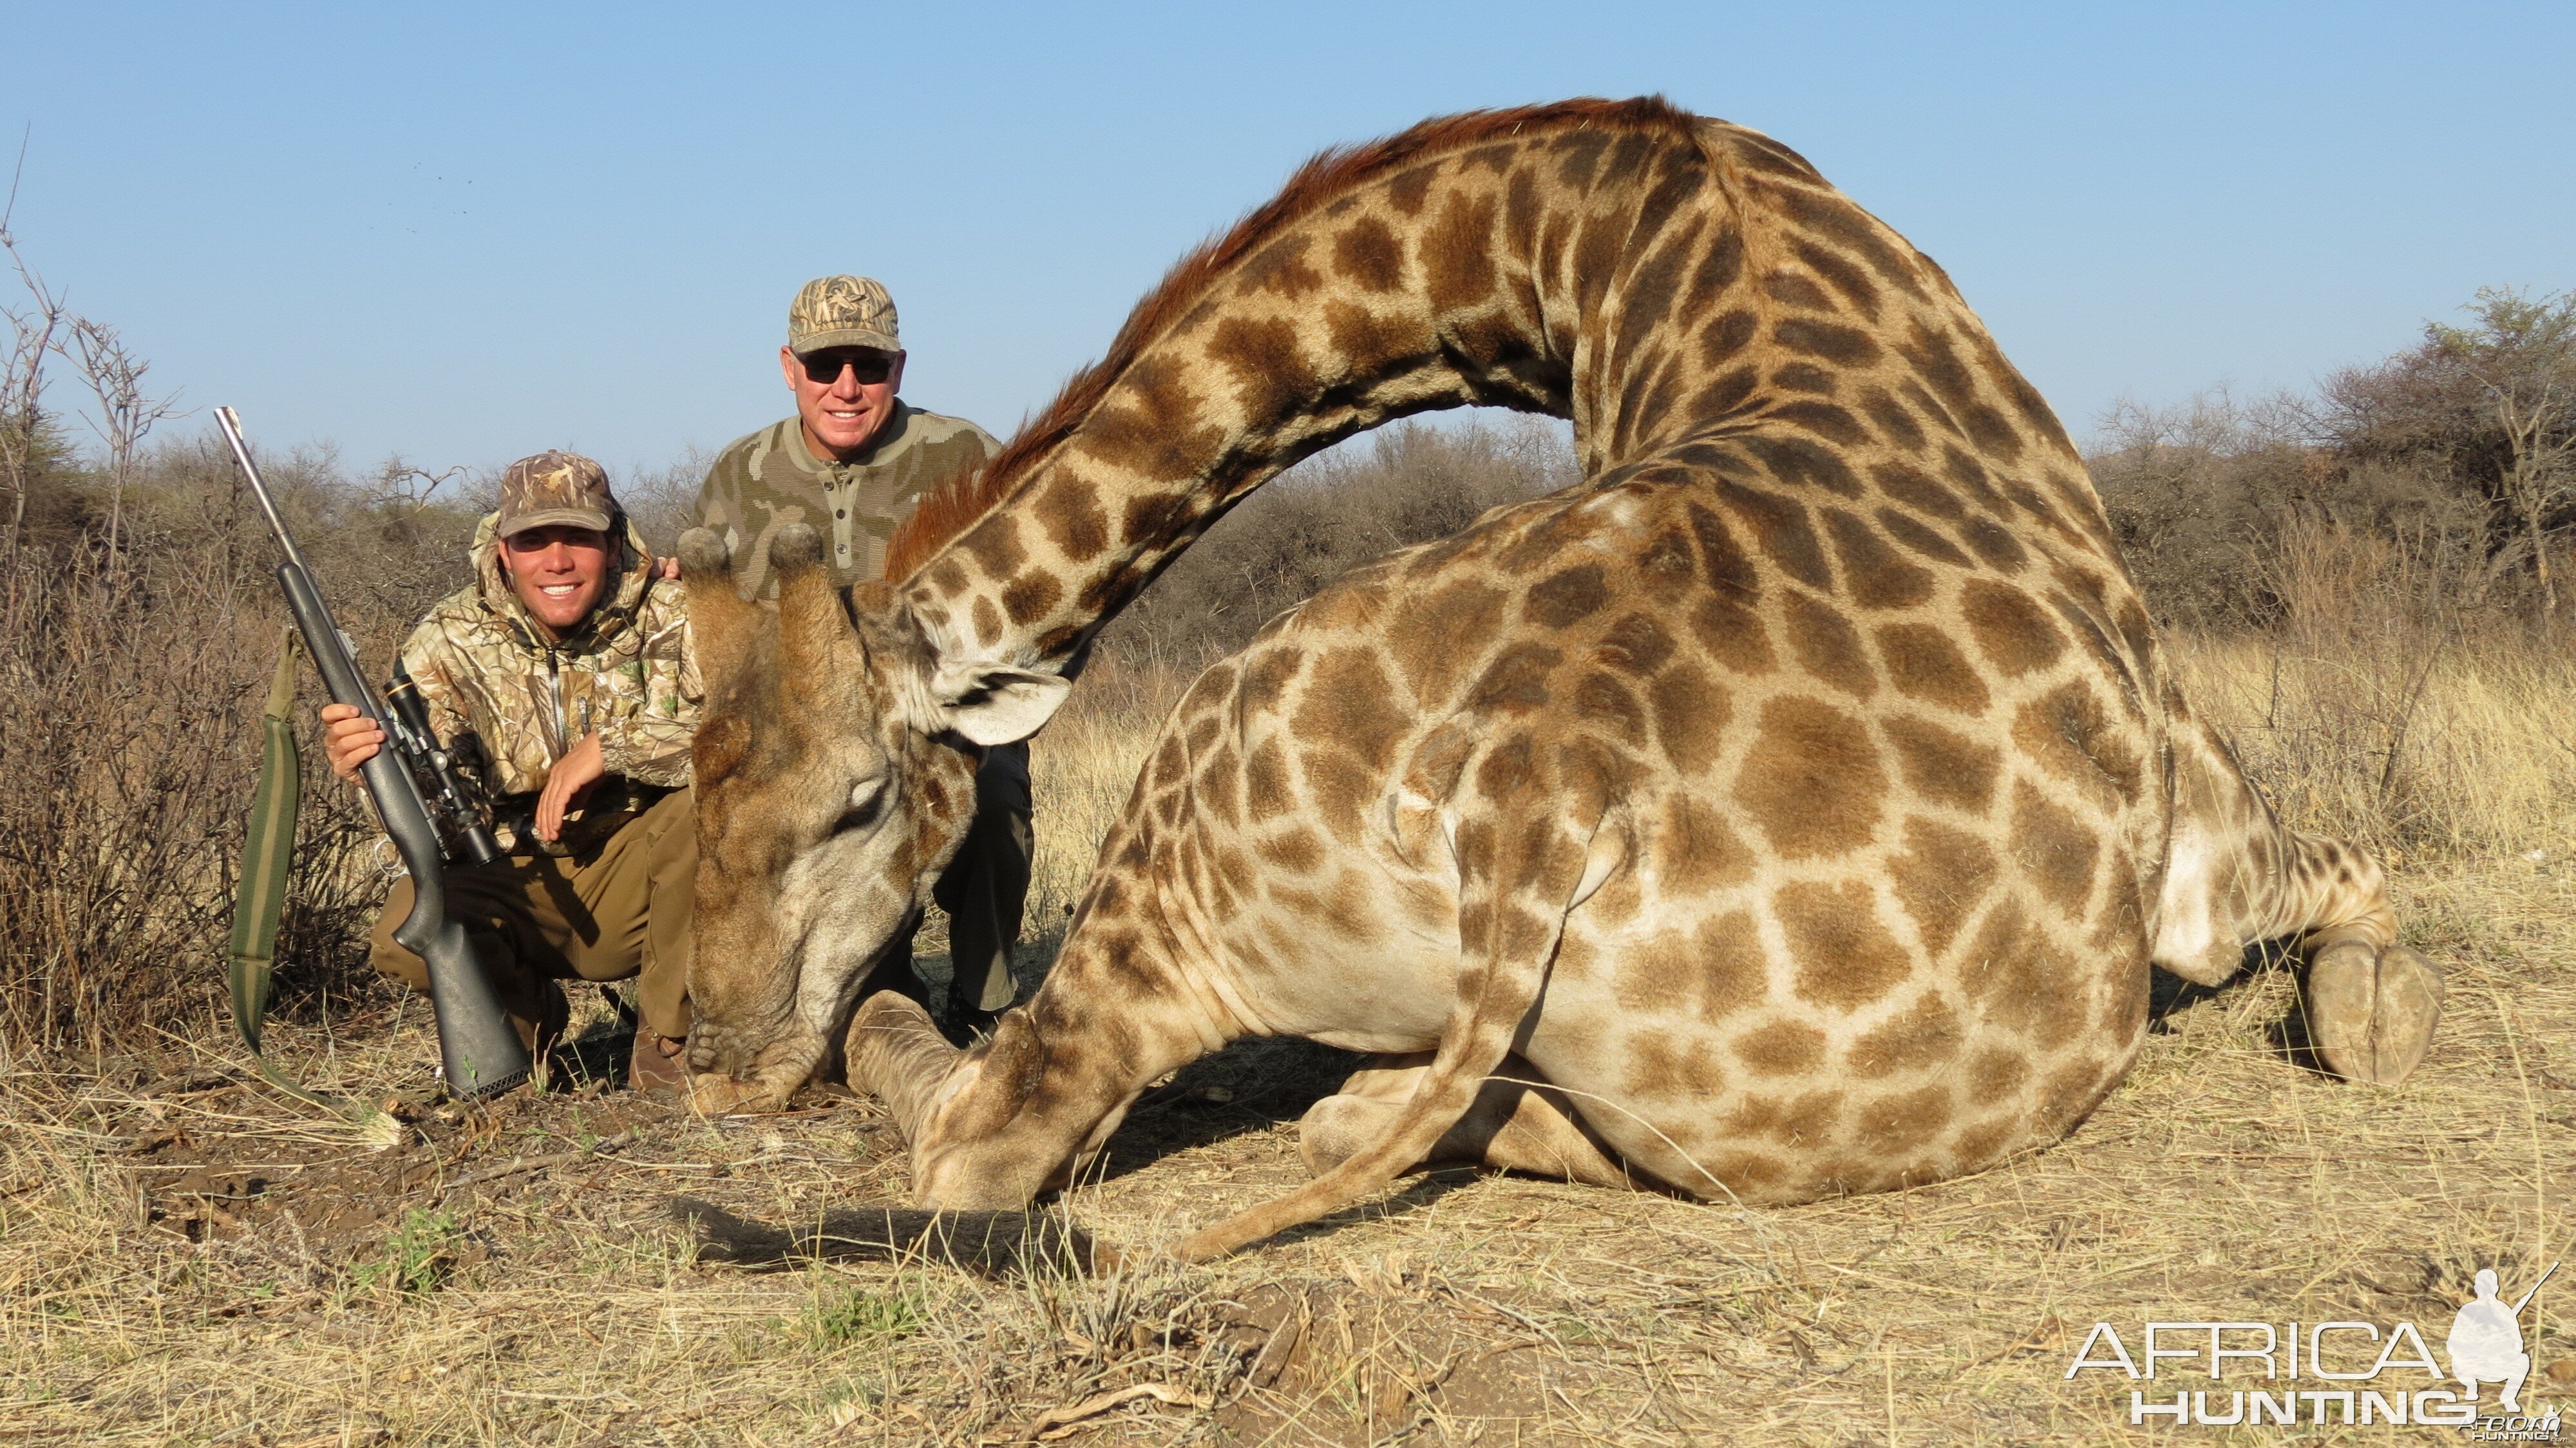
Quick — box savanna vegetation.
[3,214,2570,1442]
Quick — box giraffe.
[676,99,2445,1260]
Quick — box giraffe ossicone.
[676,97,2443,1262]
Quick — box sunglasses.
[800,351,896,385]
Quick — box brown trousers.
[370,787,696,1047]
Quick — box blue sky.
[4,3,2568,481]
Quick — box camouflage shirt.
[696,404,1001,595]
[400,512,699,854]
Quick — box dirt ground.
[5,844,2573,1446]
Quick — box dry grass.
[6,628,2573,1445]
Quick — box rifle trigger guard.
[369,835,410,881]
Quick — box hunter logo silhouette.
[2451,1262,2557,1414]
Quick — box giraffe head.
[676,522,1068,1109]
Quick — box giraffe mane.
[882,94,1699,582]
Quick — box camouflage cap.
[788,274,901,357]
[495,450,617,538]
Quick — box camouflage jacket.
[399,512,699,855]
[696,403,1001,595]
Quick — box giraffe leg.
[2278,832,2447,1087]
[1298,1053,1637,1191]
[2304,926,2446,1086]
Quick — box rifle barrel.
[213,406,310,575]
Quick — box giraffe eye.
[836,776,889,832]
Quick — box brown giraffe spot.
[1705,1152,1789,1193]
[1197,742,1240,824]
[999,571,1061,627]
[1770,363,1838,396]
[1965,1045,2029,1105]
[1596,611,1677,676]
[970,596,1004,643]
[1687,591,1777,676]
[1882,713,2002,814]
[1207,315,1321,425]
[1701,307,1761,365]
[2013,682,2143,805]
[1852,1084,1950,1156]
[1321,298,1425,368]
[1648,665,1731,776]
[1847,993,1965,1078]
[1857,385,1929,451]
[1870,460,1966,519]
[1081,355,1221,485]
[1887,815,2000,958]
[1759,269,1832,310]
[1737,697,1886,857]
[1822,508,1936,610]
[1950,1117,2020,1168]
[1875,622,1991,714]
[1877,510,1975,569]
[1784,591,1877,699]
[1958,515,2031,572]
[1725,1089,1842,1145]
[1468,641,1563,716]
[1300,748,1376,846]
[1743,433,1863,498]
[1786,236,1883,321]
[1961,579,2067,676]
[1961,901,2083,1040]
[1682,499,1762,595]
[1734,1018,1826,1076]
[1242,736,1294,823]
[1238,644,1305,715]
[929,557,972,597]
[1653,794,1757,895]
[2010,781,2100,913]
[1422,189,1501,315]
[1236,233,1323,300]
[1254,829,1323,880]
[1773,315,1882,368]
[1293,649,1408,769]
[1713,481,1832,589]
[1696,365,1761,421]
[1385,162,1438,215]
[1621,1028,1726,1101]
[1573,671,1647,745]
[958,512,1025,581]
[1389,577,1508,706]
[2035,1058,2113,1133]
[1332,216,1406,292]
[1679,908,1770,1021]
[1526,562,1609,627]
[1778,880,1911,1011]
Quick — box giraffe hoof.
[2306,942,2446,1085]
[685,1072,790,1116]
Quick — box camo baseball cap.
[788,274,901,357]
[495,450,617,538]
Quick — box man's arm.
[592,590,700,790]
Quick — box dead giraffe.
[676,98,2445,1260]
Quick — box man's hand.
[536,732,607,843]
[320,702,385,784]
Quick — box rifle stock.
[218,407,530,1098]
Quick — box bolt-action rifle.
[215,406,530,1098]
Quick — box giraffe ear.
[929,661,1072,746]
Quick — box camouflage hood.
[397,510,699,854]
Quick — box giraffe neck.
[898,100,1823,675]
